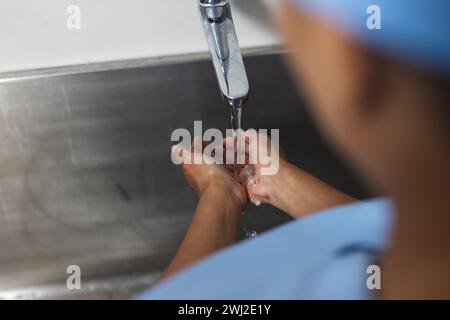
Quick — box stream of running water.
[229,106,258,239]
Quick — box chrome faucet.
[199,0,249,109]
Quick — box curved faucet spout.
[199,0,250,108]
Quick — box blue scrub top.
[138,199,392,300]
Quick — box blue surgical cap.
[292,0,450,75]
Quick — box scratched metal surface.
[0,54,369,299]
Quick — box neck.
[382,137,450,298]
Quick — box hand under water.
[223,131,287,207]
[172,137,248,212]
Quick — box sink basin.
[0,52,369,299]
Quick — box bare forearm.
[158,185,241,281]
[270,161,356,219]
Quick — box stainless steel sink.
[0,52,369,299]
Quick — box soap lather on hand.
[224,131,283,207]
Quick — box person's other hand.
[172,137,248,212]
[223,131,288,207]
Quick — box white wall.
[0,0,280,73]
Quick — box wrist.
[258,157,291,205]
[201,178,246,214]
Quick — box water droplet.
[245,229,258,238]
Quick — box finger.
[223,137,235,164]
[171,144,184,159]
[202,139,210,150]
[214,143,224,158]
[243,129,257,153]
[192,136,203,154]
[172,144,192,165]
[247,182,263,206]
[223,136,235,149]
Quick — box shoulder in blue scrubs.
[138,199,392,300]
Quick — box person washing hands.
[157,133,354,282]
[139,0,450,299]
